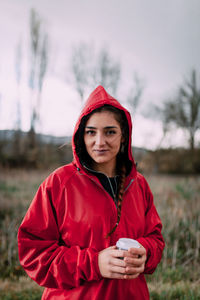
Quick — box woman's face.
[84,111,123,174]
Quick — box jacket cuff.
[91,251,102,281]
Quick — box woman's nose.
[95,133,106,146]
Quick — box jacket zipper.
[107,177,115,197]
[124,179,135,193]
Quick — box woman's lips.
[93,149,108,154]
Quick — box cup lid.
[116,238,140,250]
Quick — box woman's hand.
[98,246,127,279]
[123,245,147,279]
[98,245,147,280]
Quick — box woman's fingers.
[124,273,140,280]
[121,245,146,276]
[109,265,126,275]
[124,255,146,267]
[127,246,146,258]
[110,249,128,259]
[98,247,127,278]
[109,272,127,279]
[124,246,147,265]
[125,264,145,275]
[111,257,126,267]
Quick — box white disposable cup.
[116,238,140,251]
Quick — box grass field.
[0,167,200,299]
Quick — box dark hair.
[74,105,132,237]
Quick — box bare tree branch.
[127,73,144,115]
[71,43,121,102]
[160,69,200,150]
[28,8,48,136]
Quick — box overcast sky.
[0,0,200,149]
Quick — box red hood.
[72,85,135,171]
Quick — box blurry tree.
[0,64,1,119]
[71,43,121,102]
[160,69,200,150]
[13,39,23,159]
[71,42,93,102]
[15,39,22,131]
[126,73,145,116]
[93,48,120,96]
[28,8,48,146]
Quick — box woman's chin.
[93,158,108,164]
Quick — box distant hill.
[0,130,72,145]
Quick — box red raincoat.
[18,86,165,299]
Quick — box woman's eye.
[106,130,116,135]
[85,130,96,135]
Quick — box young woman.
[18,85,165,299]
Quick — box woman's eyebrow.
[104,126,118,129]
[85,126,118,129]
[85,126,96,129]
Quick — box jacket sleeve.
[136,176,165,274]
[18,173,101,289]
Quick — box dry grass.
[0,168,50,208]
[0,276,43,292]
[147,174,200,268]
